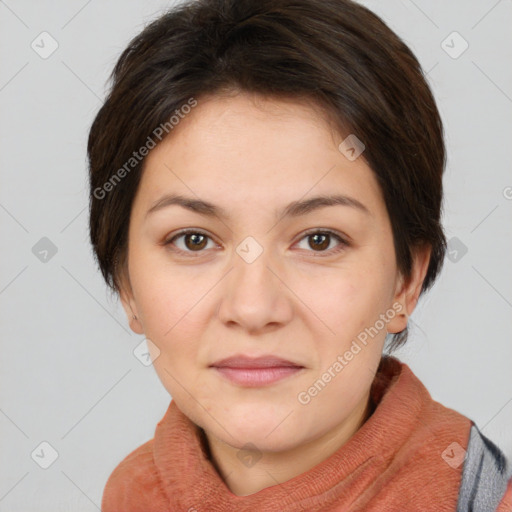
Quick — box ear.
[118,265,145,335]
[386,244,432,334]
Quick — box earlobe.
[122,297,144,335]
[128,312,144,335]
[386,297,408,334]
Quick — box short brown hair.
[87,0,447,351]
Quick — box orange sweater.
[102,356,512,511]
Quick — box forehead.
[133,93,386,222]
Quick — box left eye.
[295,230,348,255]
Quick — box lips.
[210,355,305,387]
[210,355,303,369]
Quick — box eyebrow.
[145,193,371,220]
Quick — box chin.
[229,429,300,454]
[223,417,302,450]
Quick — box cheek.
[311,266,390,327]
[135,279,174,335]
[307,268,394,374]
[130,263,208,370]
[130,254,200,335]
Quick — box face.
[120,92,420,454]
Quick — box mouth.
[209,355,305,387]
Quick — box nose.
[216,245,294,335]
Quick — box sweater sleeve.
[101,439,169,512]
[456,423,512,512]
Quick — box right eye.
[163,229,217,256]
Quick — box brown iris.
[184,233,208,251]
[308,233,330,251]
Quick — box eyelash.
[163,228,349,258]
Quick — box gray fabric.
[456,424,512,511]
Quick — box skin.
[118,91,431,496]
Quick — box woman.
[87,0,512,509]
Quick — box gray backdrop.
[1,0,511,510]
